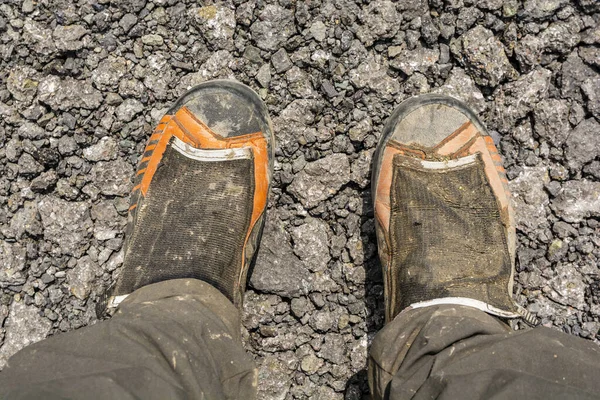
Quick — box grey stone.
[553,221,579,238]
[115,99,144,122]
[548,264,586,309]
[250,213,313,297]
[257,355,292,400]
[300,353,323,374]
[38,197,91,257]
[21,0,34,14]
[119,79,146,98]
[291,218,331,272]
[547,239,568,262]
[310,292,326,308]
[53,25,88,51]
[314,386,340,400]
[561,51,597,102]
[582,322,600,339]
[0,301,52,369]
[551,179,600,223]
[288,154,351,209]
[576,0,600,12]
[478,0,504,10]
[421,14,440,45]
[355,1,399,47]
[579,46,600,68]
[175,51,235,95]
[57,135,78,155]
[17,121,45,140]
[67,256,97,300]
[309,310,336,332]
[105,93,123,106]
[523,0,567,20]
[310,21,327,42]
[291,297,310,318]
[581,26,600,45]
[401,72,430,95]
[83,137,119,162]
[390,46,439,76]
[286,67,316,98]
[56,179,80,200]
[350,336,368,370]
[271,49,293,73]
[514,34,542,72]
[450,25,518,87]
[509,165,550,234]
[490,68,552,133]
[350,149,374,189]
[6,67,39,103]
[243,45,262,64]
[321,80,338,98]
[89,159,134,196]
[540,21,580,58]
[0,242,27,288]
[5,138,21,162]
[583,160,600,178]
[21,104,45,121]
[119,13,137,32]
[141,34,164,46]
[271,99,320,156]
[318,334,347,364]
[256,64,271,89]
[527,294,571,325]
[18,153,43,175]
[348,118,372,143]
[582,77,600,120]
[533,99,570,147]
[91,200,122,241]
[349,53,400,98]
[37,76,103,111]
[433,67,486,114]
[250,5,296,51]
[22,19,56,55]
[31,170,58,192]
[564,119,600,170]
[192,5,236,50]
[91,56,128,88]
[540,21,581,54]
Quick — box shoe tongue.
[389,153,518,316]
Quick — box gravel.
[0,1,598,398]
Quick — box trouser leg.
[0,278,256,400]
[368,304,600,400]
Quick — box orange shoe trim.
[465,136,510,211]
[375,145,405,236]
[433,121,479,156]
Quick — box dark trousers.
[1,279,599,399]
[0,279,257,400]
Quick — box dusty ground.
[0,0,599,398]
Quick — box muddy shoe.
[99,80,274,315]
[372,94,535,325]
